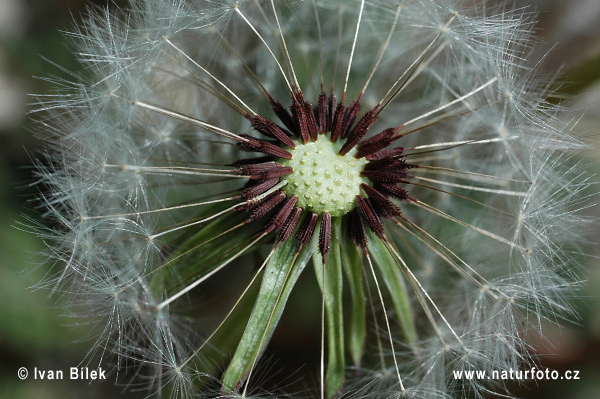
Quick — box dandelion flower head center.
[279,138,369,217]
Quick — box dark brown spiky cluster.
[229,89,416,259]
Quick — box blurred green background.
[0,0,598,398]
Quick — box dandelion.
[32,0,592,398]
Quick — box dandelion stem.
[320,253,326,399]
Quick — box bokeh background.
[0,0,598,398]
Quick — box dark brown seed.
[297,212,319,247]
[330,101,345,142]
[238,163,293,180]
[247,114,296,149]
[239,134,293,159]
[360,183,401,217]
[258,140,293,159]
[303,100,319,142]
[355,128,396,158]
[265,196,298,233]
[377,184,415,202]
[291,91,318,143]
[366,146,405,161]
[290,97,308,143]
[319,212,332,257]
[340,100,361,139]
[339,109,378,156]
[271,98,297,134]
[317,91,327,133]
[357,195,385,238]
[241,178,279,200]
[361,170,406,184]
[327,93,336,132]
[350,208,367,248]
[278,206,302,243]
[365,157,408,172]
[250,191,286,220]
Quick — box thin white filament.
[320,253,326,399]
[415,165,530,185]
[400,78,498,128]
[178,247,277,369]
[410,136,518,150]
[384,239,466,346]
[412,200,527,250]
[132,100,248,142]
[81,195,239,220]
[395,218,508,301]
[105,164,243,179]
[409,175,528,197]
[157,232,268,310]
[360,257,387,369]
[364,249,405,391]
[270,0,300,89]
[164,38,257,115]
[310,0,324,88]
[149,203,242,240]
[144,222,247,281]
[378,34,442,106]
[234,6,293,92]
[361,3,402,94]
[246,179,289,205]
[393,44,446,99]
[343,0,365,95]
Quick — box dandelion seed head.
[28,0,594,397]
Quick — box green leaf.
[221,223,314,392]
[367,232,417,346]
[313,218,345,398]
[340,235,366,369]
